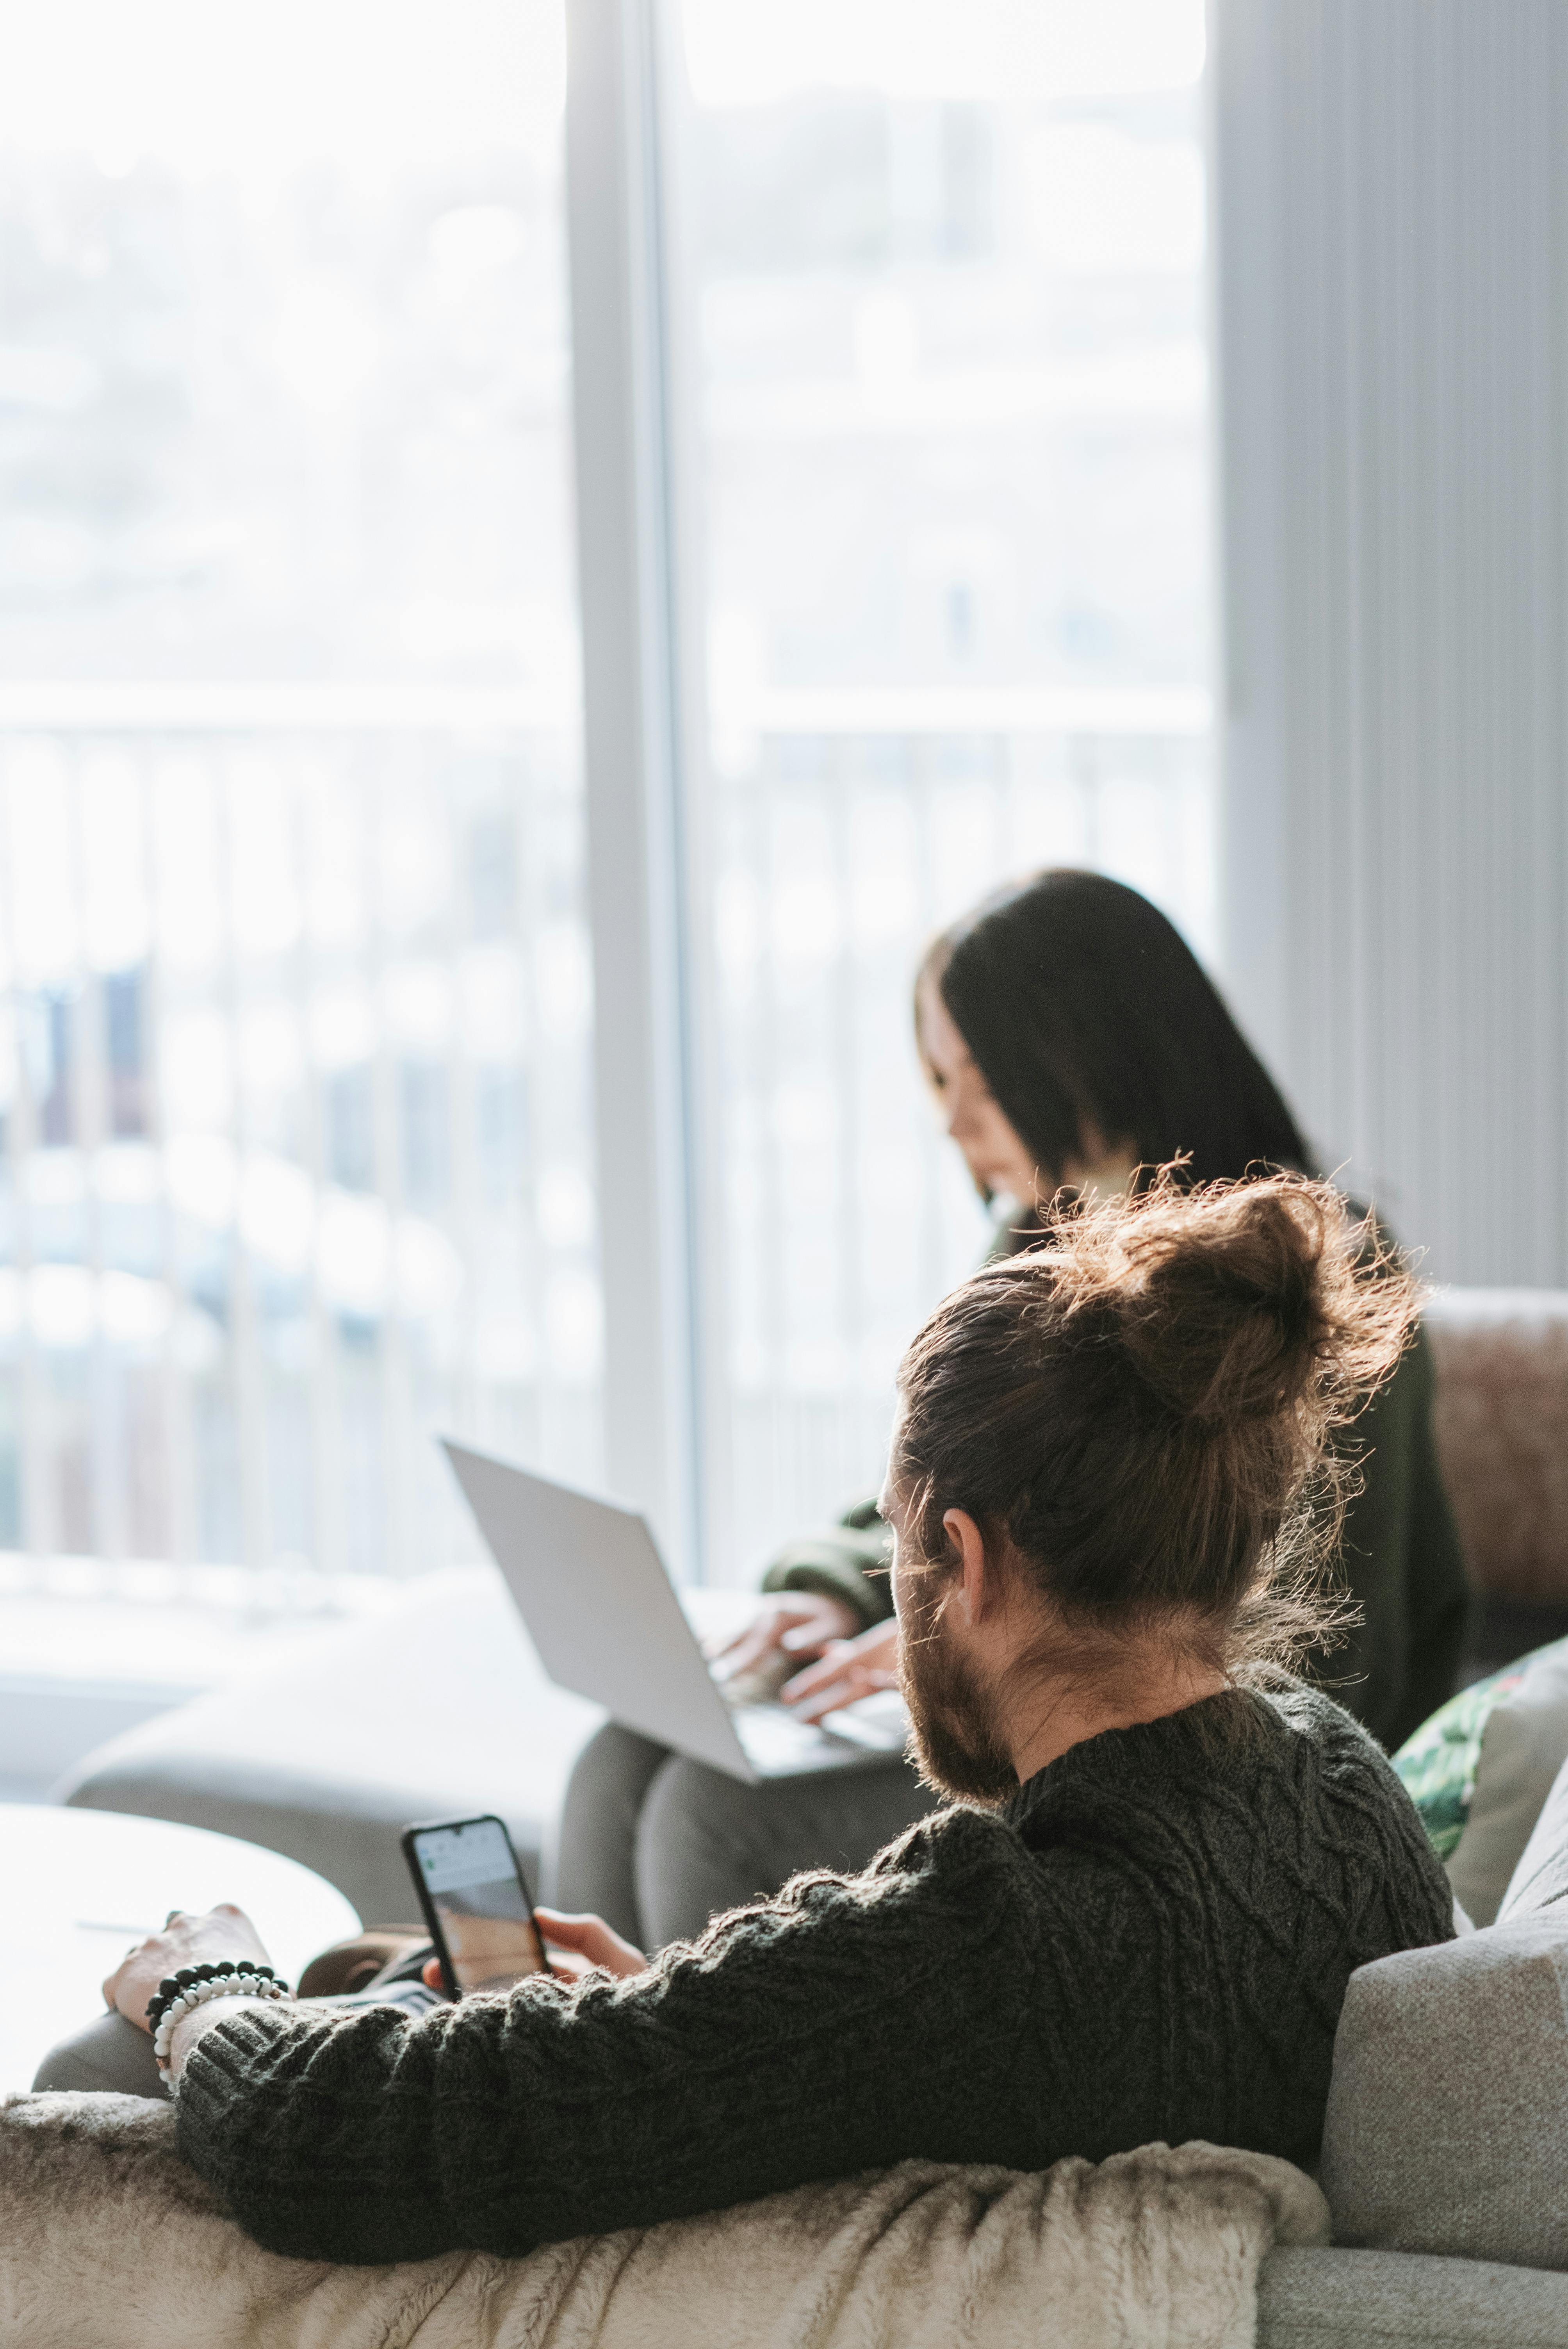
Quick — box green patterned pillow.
[1393,1636,1568,1921]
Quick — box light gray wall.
[1212,0,1568,1283]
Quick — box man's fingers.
[545,1947,595,1983]
[533,1906,647,1976]
[531,1907,600,1945]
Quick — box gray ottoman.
[54,1567,602,1923]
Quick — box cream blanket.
[0,2091,1326,2349]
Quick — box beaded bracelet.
[146,1961,291,2073]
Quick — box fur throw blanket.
[0,2091,1327,2349]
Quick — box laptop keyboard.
[730,1694,907,1774]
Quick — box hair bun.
[1053,1171,1411,1432]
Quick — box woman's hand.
[103,1903,273,2034]
[419,1905,647,1995]
[709,1592,860,1684]
[780,1618,901,1723]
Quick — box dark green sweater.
[176,1683,1451,2265]
[765,1323,1470,1754]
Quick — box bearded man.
[54,1178,1450,2266]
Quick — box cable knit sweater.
[175,1682,1452,2265]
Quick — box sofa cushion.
[1423,1287,1568,1608]
[1319,1913,1568,2270]
[53,1567,603,1922]
[1499,1746,1568,1921]
[1257,2246,1568,2349]
[1393,1635,1568,1925]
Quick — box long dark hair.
[927,870,1313,1192]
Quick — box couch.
[1423,1287,1568,1673]
[8,1811,1568,2344]
[12,1288,1568,2343]
[56,1565,601,1923]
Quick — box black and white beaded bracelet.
[146,1962,290,2072]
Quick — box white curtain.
[1212,0,1568,1283]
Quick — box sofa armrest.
[1259,2245,1568,2349]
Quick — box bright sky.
[0,0,1203,176]
[0,0,567,175]
[680,0,1205,105]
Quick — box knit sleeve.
[758,1497,896,1629]
[173,1811,1032,2265]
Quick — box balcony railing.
[701,686,1213,1576]
[0,685,599,1613]
[0,681,1210,1603]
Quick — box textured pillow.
[1393,1636,1568,1925]
[1320,1914,1568,2271]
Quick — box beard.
[898,1580,1018,1804]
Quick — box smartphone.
[401,1813,549,1996]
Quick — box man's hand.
[781,1618,900,1723]
[418,1905,647,1995]
[103,1903,273,2034]
[533,1907,649,1978]
[709,1592,860,1684]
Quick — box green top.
[765,1297,1470,1756]
[174,1682,1453,2265]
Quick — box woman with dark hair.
[66,1174,1452,2251]
[548,869,1468,1950]
[932,866,1313,1194]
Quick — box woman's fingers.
[787,1659,863,1720]
[782,1628,891,1700]
[779,1622,832,1652]
[710,1622,771,1673]
[782,1634,900,1722]
[780,1641,853,1702]
[789,1679,853,1722]
[791,1668,884,1722]
[708,1594,861,1681]
[804,1671,898,1723]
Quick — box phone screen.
[410,1817,547,1993]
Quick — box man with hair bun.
[92,1173,1454,2267]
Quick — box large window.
[0,0,1210,1618]
[0,0,598,1610]
[672,0,1212,1574]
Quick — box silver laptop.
[442,1438,908,1784]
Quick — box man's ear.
[941,1507,992,1626]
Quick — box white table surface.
[0,1804,360,2093]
